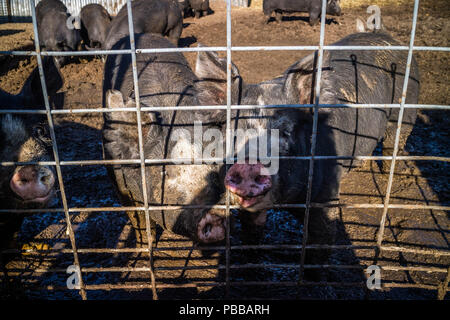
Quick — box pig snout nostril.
[38,168,55,186]
[255,174,271,186]
[203,224,212,237]
[40,172,51,184]
[40,175,51,185]
[229,173,242,185]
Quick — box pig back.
[292,32,420,161]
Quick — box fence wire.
[0,0,449,300]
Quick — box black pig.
[35,0,81,67]
[80,3,111,50]
[103,0,183,49]
[182,0,211,19]
[0,57,62,258]
[221,32,419,279]
[263,0,342,25]
[102,34,238,245]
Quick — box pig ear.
[283,53,317,106]
[106,90,126,109]
[195,46,241,83]
[194,47,241,105]
[105,90,137,122]
[195,48,226,80]
[283,52,332,123]
[356,18,366,33]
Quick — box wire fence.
[0,0,449,300]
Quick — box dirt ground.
[0,0,449,300]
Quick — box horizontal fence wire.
[3,244,450,256]
[0,104,450,117]
[2,45,450,57]
[1,203,449,214]
[2,264,448,274]
[1,155,450,169]
[2,282,442,292]
[0,0,448,299]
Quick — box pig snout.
[10,165,55,204]
[197,212,225,243]
[224,162,272,211]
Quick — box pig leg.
[0,214,25,249]
[194,10,201,19]
[302,161,341,281]
[167,23,182,46]
[53,56,65,70]
[303,206,338,281]
[263,10,272,24]
[275,11,282,23]
[381,118,414,174]
[0,214,25,264]
[126,211,156,247]
[309,10,320,26]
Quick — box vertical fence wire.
[375,0,420,257]
[28,0,87,300]
[124,0,158,300]
[224,0,232,299]
[298,0,328,284]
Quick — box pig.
[182,0,211,19]
[102,33,237,245]
[0,57,61,258]
[103,0,183,50]
[218,32,419,279]
[80,3,111,50]
[0,114,55,252]
[35,0,81,67]
[263,0,342,25]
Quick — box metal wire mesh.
[0,0,449,300]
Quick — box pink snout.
[197,213,225,244]
[224,162,272,210]
[10,165,55,204]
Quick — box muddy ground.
[0,0,449,300]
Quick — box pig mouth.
[230,190,272,212]
[235,193,266,208]
[14,189,54,205]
